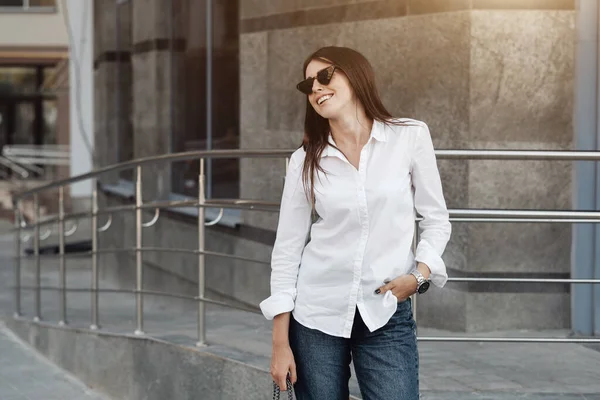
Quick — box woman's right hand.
[270,343,297,390]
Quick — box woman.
[259,46,451,400]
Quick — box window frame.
[0,0,57,13]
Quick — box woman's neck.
[329,108,373,147]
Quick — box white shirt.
[259,118,451,338]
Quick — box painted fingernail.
[374,289,381,294]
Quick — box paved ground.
[1,219,600,399]
[0,323,109,400]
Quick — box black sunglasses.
[296,65,337,95]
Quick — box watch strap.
[410,269,427,292]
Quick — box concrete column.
[93,0,132,184]
[131,0,186,201]
[572,0,599,336]
[66,0,94,210]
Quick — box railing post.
[135,166,144,335]
[58,187,67,325]
[13,202,21,317]
[91,181,100,330]
[33,193,41,322]
[412,220,419,329]
[197,158,206,347]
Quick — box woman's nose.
[312,81,324,93]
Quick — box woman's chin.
[315,108,339,120]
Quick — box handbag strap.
[272,377,294,400]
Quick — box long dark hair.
[301,46,410,209]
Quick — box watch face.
[418,281,430,294]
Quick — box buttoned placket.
[343,139,373,337]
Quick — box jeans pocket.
[393,298,414,323]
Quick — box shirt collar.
[371,119,388,142]
[322,119,387,158]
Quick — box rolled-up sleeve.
[411,123,452,287]
[259,154,312,320]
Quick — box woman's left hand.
[374,275,418,302]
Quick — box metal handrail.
[14,149,295,200]
[14,204,600,231]
[11,148,600,348]
[13,149,600,200]
[0,155,30,178]
[436,149,600,161]
[15,286,261,315]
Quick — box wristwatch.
[410,269,430,294]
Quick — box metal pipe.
[58,187,67,326]
[435,149,600,161]
[411,220,418,327]
[33,194,41,322]
[417,336,600,343]
[0,155,30,178]
[22,247,271,266]
[204,199,280,212]
[448,208,600,220]
[141,208,160,228]
[15,204,600,233]
[204,208,223,226]
[134,166,144,335]
[449,218,600,223]
[197,159,206,346]
[13,202,21,317]
[15,286,262,315]
[64,221,78,236]
[142,247,270,265]
[139,199,197,210]
[194,295,262,315]
[16,149,600,201]
[90,182,99,330]
[97,215,112,232]
[447,277,600,284]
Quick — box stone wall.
[93,0,576,332]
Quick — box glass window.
[43,99,57,145]
[0,103,8,146]
[171,0,240,199]
[13,102,35,145]
[0,1,24,6]
[29,0,55,6]
[0,0,56,7]
[0,67,38,94]
[0,65,58,162]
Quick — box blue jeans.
[289,298,419,400]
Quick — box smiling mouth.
[317,94,334,105]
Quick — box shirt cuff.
[259,288,297,320]
[415,240,448,287]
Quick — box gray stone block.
[469,10,574,146]
[240,33,268,133]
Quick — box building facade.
[0,0,68,180]
[92,0,595,333]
